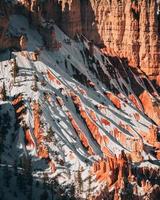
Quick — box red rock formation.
[33,101,49,158]
[139,90,160,125]
[104,92,121,110]
[49,160,56,173]
[25,129,35,148]
[71,92,114,158]
[66,110,94,155]
[82,0,160,79]
[129,94,143,112]
[47,70,61,86]
[156,75,160,87]
[56,96,64,107]
[12,95,23,105]
[101,118,110,126]
[92,151,130,190]
[0,5,20,50]
[2,0,160,78]
[133,113,140,121]
[89,109,97,122]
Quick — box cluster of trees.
[0,154,77,200]
[0,110,11,162]
[1,82,7,101]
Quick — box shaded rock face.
[0,4,19,50]
[0,9,11,50]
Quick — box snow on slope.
[0,15,160,198]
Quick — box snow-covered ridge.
[0,14,160,199]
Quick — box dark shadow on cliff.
[105,54,160,97]
[80,0,104,47]
[59,0,104,47]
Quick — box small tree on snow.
[87,174,92,198]
[12,58,18,83]
[1,82,7,101]
[76,166,83,195]
[31,76,38,91]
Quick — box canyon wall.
[57,0,160,79]
[0,0,160,78]
[79,0,160,79]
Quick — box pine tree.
[87,174,92,198]
[13,159,18,176]
[1,82,7,101]
[64,58,68,69]
[67,184,76,199]
[3,164,11,187]
[43,172,49,189]
[24,157,33,186]
[12,58,18,83]
[22,156,33,198]
[0,117,3,163]
[16,170,26,192]
[40,190,48,200]
[47,127,55,142]
[0,189,4,200]
[77,166,83,195]
[31,77,38,91]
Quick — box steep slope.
[0,14,160,199]
[3,0,159,79]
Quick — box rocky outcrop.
[1,0,159,78]
[39,0,159,79]
[139,90,160,125]
[99,0,160,79]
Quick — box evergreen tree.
[40,190,48,200]
[66,184,76,199]
[31,75,38,91]
[64,58,68,69]
[43,172,49,190]
[13,159,18,176]
[3,164,11,187]
[16,170,26,192]
[1,82,7,101]
[12,58,18,83]
[22,156,33,198]
[0,189,4,200]
[87,174,92,198]
[77,166,83,195]
[0,126,3,163]
[47,127,55,142]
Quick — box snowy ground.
[0,14,160,199]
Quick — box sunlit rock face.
[64,0,160,79]
[0,1,160,199]
[88,0,160,79]
[4,0,159,78]
[139,90,160,125]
